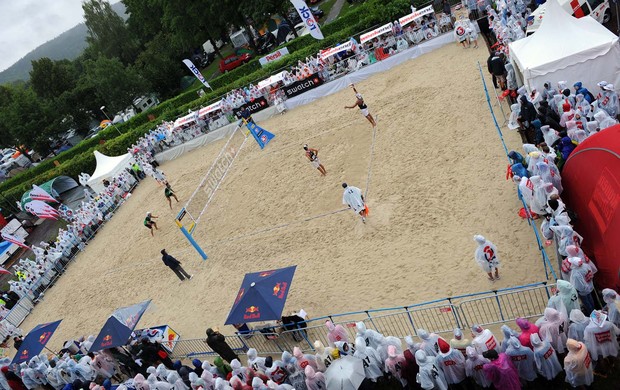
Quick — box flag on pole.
[1,232,31,250]
[290,0,324,40]
[30,185,58,203]
[244,120,275,149]
[24,200,60,220]
[182,59,212,90]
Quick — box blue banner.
[246,121,275,149]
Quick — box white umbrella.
[325,355,365,390]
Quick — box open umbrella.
[325,356,365,390]
[89,299,151,352]
[12,320,62,364]
[224,265,296,325]
[0,267,11,275]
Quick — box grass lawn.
[318,0,339,17]
[338,2,363,18]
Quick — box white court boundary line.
[203,116,381,245]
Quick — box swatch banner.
[233,96,270,118]
[290,0,324,39]
[182,59,212,90]
[283,73,324,98]
[246,121,275,149]
[399,5,434,27]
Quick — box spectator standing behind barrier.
[487,53,506,90]
[160,249,193,281]
[206,327,239,363]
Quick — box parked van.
[526,0,611,35]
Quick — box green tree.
[29,58,78,100]
[134,33,185,97]
[79,55,151,113]
[83,0,139,65]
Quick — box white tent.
[509,0,620,93]
[86,151,133,194]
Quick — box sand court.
[19,41,548,350]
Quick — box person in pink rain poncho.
[293,347,318,371]
[384,345,408,387]
[325,320,348,346]
[304,366,325,390]
[515,317,539,349]
[539,307,569,353]
[482,349,521,390]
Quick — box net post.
[175,209,207,260]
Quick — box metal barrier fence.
[168,282,554,359]
[477,61,558,282]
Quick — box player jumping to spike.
[303,144,327,176]
[344,84,377,128]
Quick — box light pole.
[100,105,122,136]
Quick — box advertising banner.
[283,74,324,98]
[259,47,290,67]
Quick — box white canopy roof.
[86,151,132,194]
[510,0,619,89]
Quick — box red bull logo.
[38,331,52,345]
[259,271,275,277]
[21,349,28,356]
[272,282,288,299]
[234,288,245,304]
[244,306,261,320]
[101,334,113,347]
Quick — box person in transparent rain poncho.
[583,310,619,362]
[568,309,590,342]
[303,366,325,390]
[353,336,384,382]
[247,348,267,373]
[435,338,467,386]
[293,346,318,371]
[498,325,517,353]
[416,329,443,357]
[504,336,537,383]
[384,345,408,387]
[473,235,500,281]
[602,288,620,328]
[568,257,596,315]
[356,322,384,351]
[530,333,562,381]
[415,350,448,390]
[465,346,491,388]
[312,341,334,372]
[564,339,594,388]
[449,328,471,356]
[539,307,569,354]
[471,324,500,354]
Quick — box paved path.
[325,0,346,23]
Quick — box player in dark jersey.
[303,144,327,176]
[344,84,377,128]
[164,183,179,209]
[144,212,159,236]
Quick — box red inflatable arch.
[562,124,620,291]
